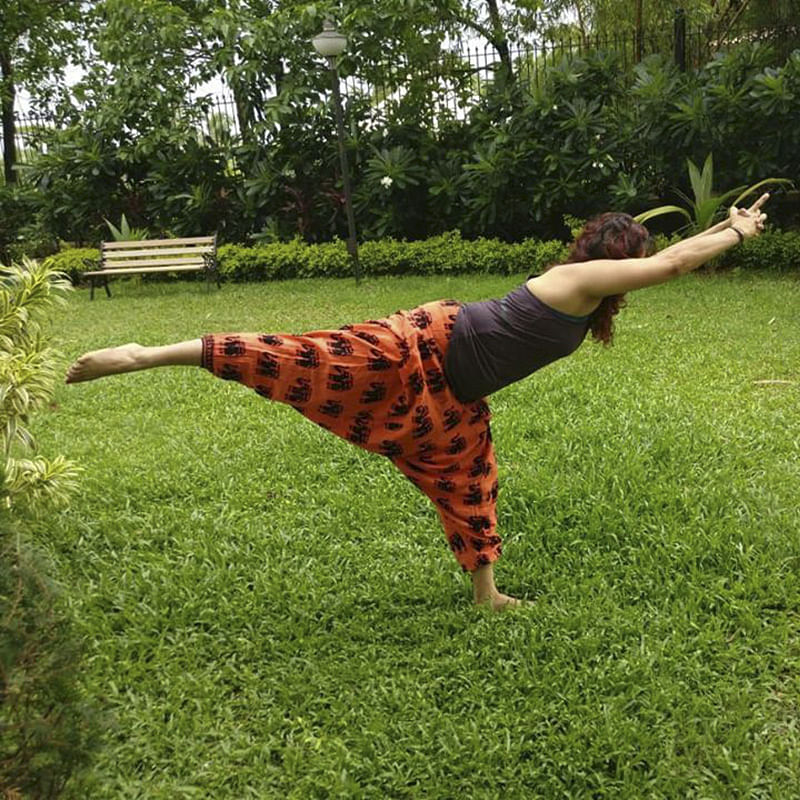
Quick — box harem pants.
[201,300,502,572]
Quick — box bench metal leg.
[89,277,112,300]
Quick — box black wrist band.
[731,227,745,244]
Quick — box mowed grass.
[41,272,799,799]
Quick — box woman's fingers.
[748,192,770,213]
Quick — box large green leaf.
[634,205,693,225]
[732,178,794,209]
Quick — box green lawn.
[42,272,799,798]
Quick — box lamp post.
[312,18,361,284]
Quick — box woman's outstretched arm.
[557,199,768,300]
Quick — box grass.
[40,272,800,798]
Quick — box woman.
[66,197,769,611]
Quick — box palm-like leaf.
[634,205,693,225]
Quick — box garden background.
[1,0,799,797]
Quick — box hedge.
[45,229,799,285]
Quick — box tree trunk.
[485,0,515,87]
[0,49,17,185]
[635,0,644,62]
[231,78,254,144]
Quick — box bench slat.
[101,257,206,269]
[85,265,208,276]
[103,236,215,250]
[103,247,213,259]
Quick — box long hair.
[565,212,652,345]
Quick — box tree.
[0,1,89,184]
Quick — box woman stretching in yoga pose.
[66,197,768,611]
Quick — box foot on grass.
[65,343,145,384]
[476,592,532,613]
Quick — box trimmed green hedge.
[718,229,800,272]
[218,232,568,281]
[45,247,100,283]
[46,229,798,285]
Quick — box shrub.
[216,233,571,282]
[718,229,800,272]
[44,248,101,284]
[0,258,97,797]
[0,525,101,799]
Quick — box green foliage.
[0,524,101,799]
[635,153,792,232]
[45,248,101,284]
[15,32,800,244]
[0,258,79,509]
[0,535,94,797]
[0,184,58,263]
[718,228,800,272]
[103,213,148,242]
[0,257,95,798]
[217,233,570,282]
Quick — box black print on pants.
[285,378,312,405]
[447,435,467,455]
[425,367,446,393]
[389,395,411,417]
[468,455,492,478]
[258,334,284,346]
[257,352,280,379]
[448,532,465,551]
[464,483,483,506]
[326,333,353,357]
[295,343,320,369]
[410,309,433,329]
[327,366,354,392]
[468,515,491,533]
[412,405,433,439]
[348,411,373,445]
[360,381,387,404]
[223,336,245,357]
[355,330,380,345]
[379,440,403,458]
[368,349,392,371]
[319,399,344,417]
[443,408,462,431]
[219,364,242,381]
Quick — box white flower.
[552,104,558,111]
[380,176,393,188]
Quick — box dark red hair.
[565,212,652,345]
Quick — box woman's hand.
[729,193,769,239]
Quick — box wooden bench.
[83,235,220,299]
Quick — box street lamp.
[312,18,361,284]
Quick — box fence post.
[674,8,687,71]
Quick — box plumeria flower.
[380,176,393,188]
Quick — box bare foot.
[65,343,145,384]
[475,592,532,613]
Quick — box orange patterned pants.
[201,300,501,572]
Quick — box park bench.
[82,235,220,299]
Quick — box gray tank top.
[443,283,590,403]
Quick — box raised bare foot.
[65,343,145,384]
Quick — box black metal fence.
[3,17,798,169]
